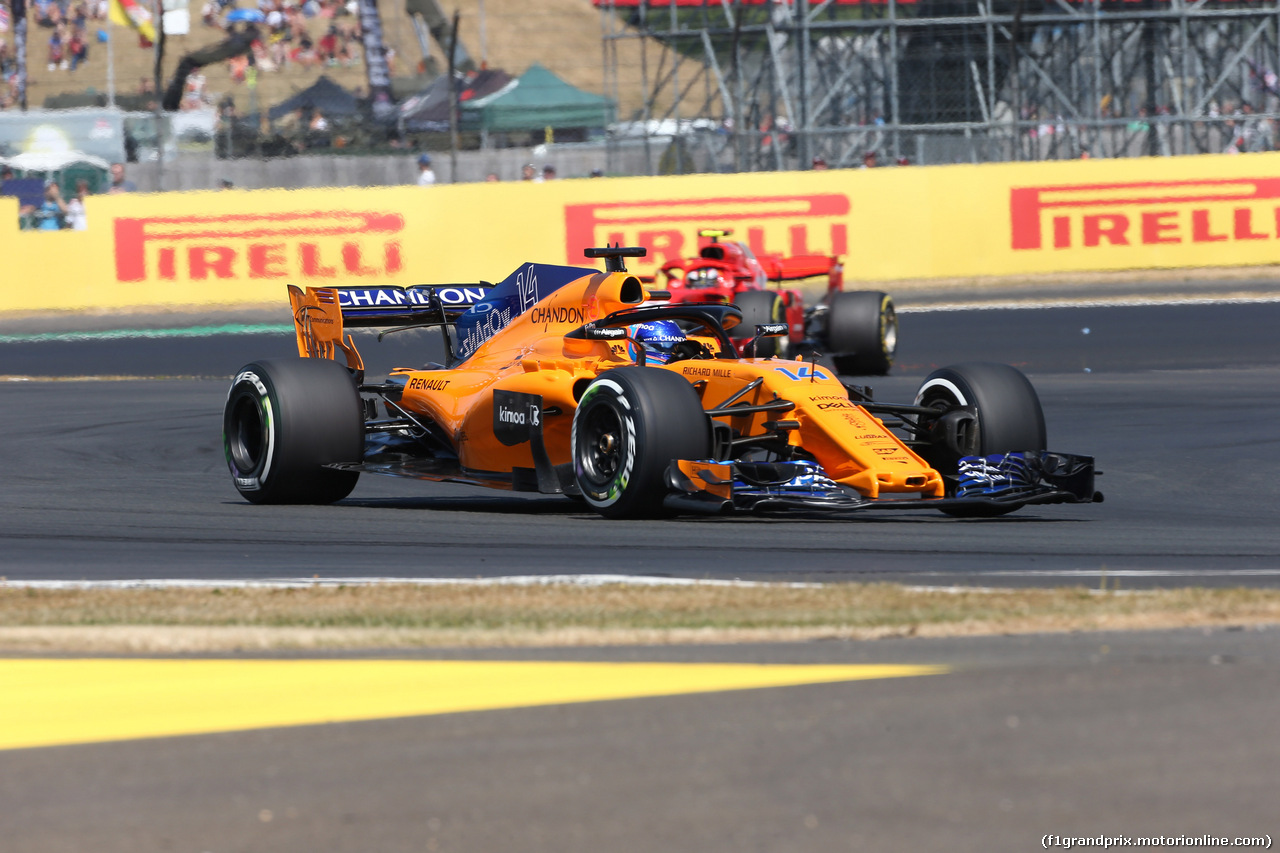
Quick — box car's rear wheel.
[571,367,712,518]
[223,358,364,504]
[914,362,1046,516]
[730,290,787,358]
[826,291,897,376]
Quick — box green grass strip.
[0,324,293,345]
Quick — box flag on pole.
[109,0,157,44]
[0,7,10,33]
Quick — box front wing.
[664,452,1101,515]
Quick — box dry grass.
[1,582,1277,652]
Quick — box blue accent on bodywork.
[453,262,591,362]
[956,452,1036,497]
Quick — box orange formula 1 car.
[223,247,1101,518]
[651,229,897,375]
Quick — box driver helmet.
[627,320,686,364]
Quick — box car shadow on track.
[330,496,1094,525]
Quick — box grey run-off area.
[3,277,1279,587]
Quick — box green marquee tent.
[461,64,615,133]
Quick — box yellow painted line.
[0,659,946,751]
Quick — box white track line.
[0,575,822,590]
[899,293,1280,313]
[914,569,1280,577]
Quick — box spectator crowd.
[202,0,368,83]
[5,161,136,230]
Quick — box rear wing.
[327,283,495,327]
[287,282,493,376]
[287,263,590,370]
[758,255,844,290]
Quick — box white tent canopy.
[2,150,112,172]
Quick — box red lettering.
[1192,210,1227,242]
[112,211,406,282]
[1234,208,1267,240]
[158,247,176,279]
[789,225,810,255]
[830,223,847,256]
[1083,214,1129,247]
[562,195,850,264]
[1053,216,1071,249]
[113,218,146,281]
[188,246,235,279]
[342,242,377,276]
[1141,211,1180,245]
[248,243,287,278]
[300,243,336,277]
[636,230,684,266]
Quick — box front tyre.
[223,358,364,504]
[826,291,897,376]
[913,362,1046,517]
[571,367,712,518]
[730,290,787,358]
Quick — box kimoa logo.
[563,194,850,267]
[113,211,405,282]
[1010,178,1280,250]
[498,406,525,424]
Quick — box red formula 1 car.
[651,229,897,375]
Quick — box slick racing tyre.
[825,291,897,376]
[913,362,1046,517]
[571,367,712,519]
[730,290,787,358]
[224,358,364,504]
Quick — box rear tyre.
[913,362,1046,517]
[826,291,897,376]
[730,290,786,358]
[571,367,712,518]
[223,358,364,504]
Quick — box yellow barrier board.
[3,150,1280,314]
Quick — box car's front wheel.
[223,358,364,504]
[914,362,1046,517]
[571,367,711,518]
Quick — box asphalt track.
[3,289,1280,586]
[5,283,1280,852]
[5,628,1279,852]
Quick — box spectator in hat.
[416,153,435,186]
[861,150,878,168]
[811,156,828,170]
[542,164,557,181]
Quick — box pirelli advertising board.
[5,150,1280,314]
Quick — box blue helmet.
[627,320,686,364]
